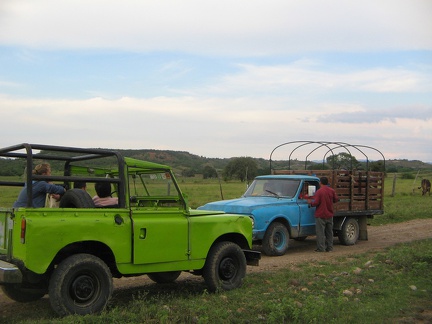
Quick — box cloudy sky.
[1,0,431,162]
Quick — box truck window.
[244,179,300,198]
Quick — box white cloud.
[210,63,432,97]
[0,94,431,161]
[1,0,431,54]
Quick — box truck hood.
[198,197,293,214]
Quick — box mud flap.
[358,216,368,240]
[243,250,261,266]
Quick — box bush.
[400,173,415,179]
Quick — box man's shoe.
[314,249,324,252]
[326,249,333,252]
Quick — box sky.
[0,0,431,163]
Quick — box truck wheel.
[338,218,359,245]
[1,284,46,302]
[147,271,181,283]
[48,254,113,316]
[262,222,289,256]
[203,242,246,292]
[59,189,95,208]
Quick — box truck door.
[297,181,319,236]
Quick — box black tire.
[338,218,359,245]
[147,271,182,284]
[203,242,246,292]
[48,254,113,316]
[59,189,95,208]
[1,284,46,302]
[262,222,289,256]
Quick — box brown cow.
[418,179,431,196]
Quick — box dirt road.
[1,218,431,319]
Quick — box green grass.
[2,174,432,223]
[371,172,432,225]
[13,239,432,323]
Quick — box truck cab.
[199,175,321,256]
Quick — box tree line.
[0,149,430,182]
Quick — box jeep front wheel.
[203,242,246,292]
[48,254,113,316]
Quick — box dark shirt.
[13,181,65,208]
[310,185,339,218]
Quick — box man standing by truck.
[309,177,339,252]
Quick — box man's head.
[95,182,112,198]
[74,181,87,190]
[320,177,329,186]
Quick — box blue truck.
[199,169,385,256]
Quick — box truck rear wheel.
[262,222,289,256]
[1,284,46,302]
[203,242,246,292]
[147,271,181,283]
[48,254,113,316]
[338,218,359,245]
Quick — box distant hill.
[385,159,432,173]
[0,148,431,177]
[114,149,432,174]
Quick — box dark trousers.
[315,217,333,251]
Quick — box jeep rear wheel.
[262,222,289,256]
[48,254,113,316]
[203,242,246,292]
[1,284,46,302]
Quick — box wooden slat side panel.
[272,169,384,212]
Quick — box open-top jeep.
[0,143,259,316]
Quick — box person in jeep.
[92,182,118,207]
[13,163,66,208]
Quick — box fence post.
[391,174,397,197]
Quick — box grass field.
[1,172,432,221]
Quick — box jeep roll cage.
[0,143,128,208]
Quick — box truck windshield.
[243,179,300,198]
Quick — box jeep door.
[130,172,189,264]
